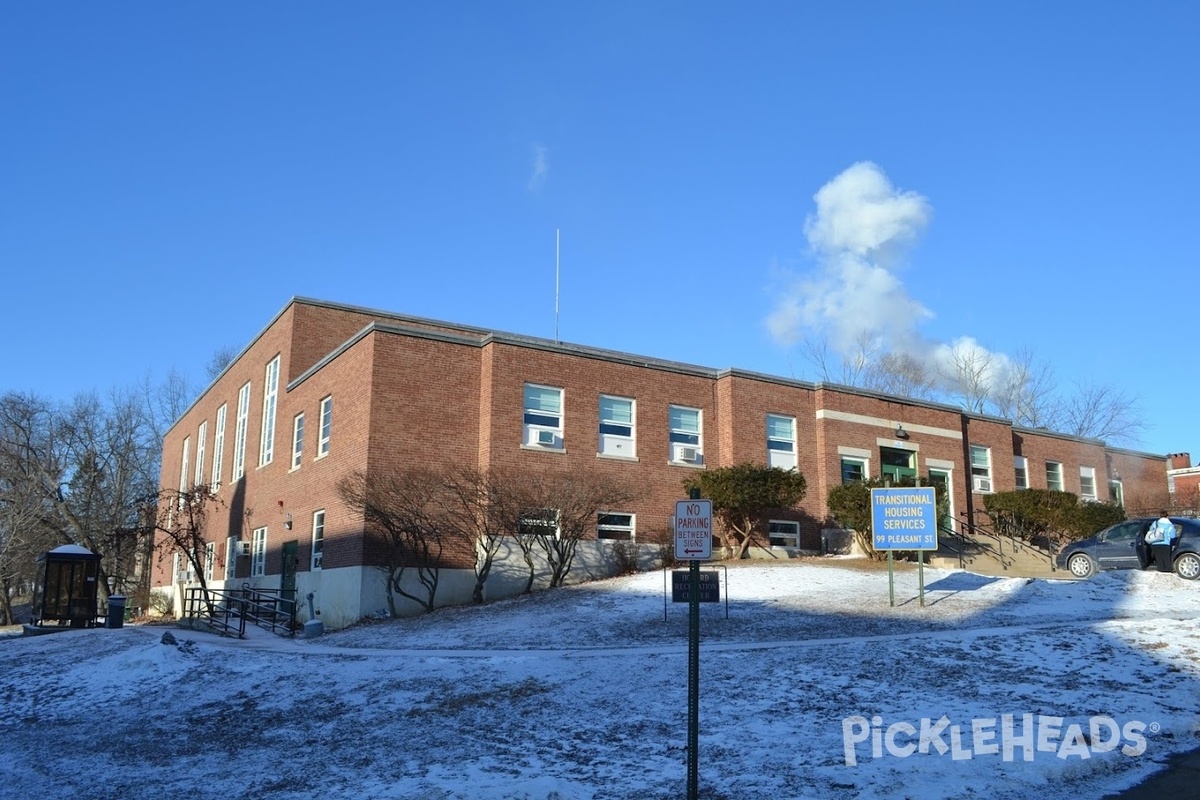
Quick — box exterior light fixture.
[895,425,910,440]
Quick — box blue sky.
[2,3,1196,456]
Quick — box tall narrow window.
[524,384,563,449]
[179,437,191,495]
[233,382,251,480]
[1046,461,1064,492]
[1109,479,1124,506]
[766,414,797,470]
[311,510,325,570]
[970,445,992,492]
[204,542,215,583]
[195,421,207,487]
[291,413,305,469]
[1014,456,1028,490]
[259,355,280,466]
[251,527,267,577]
[1080,466,1097,502]
[669,405,702,464]
[598,395,635,457]
[224,536,237,581]
[212,403,227,490]
[318,396,333,457]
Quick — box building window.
[881,446,916,483]
[251,527,267,577]
[204,542,215,583]
[291,413,305,470]
[1109,479,1124,506]
[1046,461,1064,492]
[970,445,993,493]
[195,421,207,487]
[669,405,703,465]
[597,512,634,541]
[841,457,867,484]
[598,395,635,457]
[179,437,190,495]
[212,403,227,491]
[518,509,559,538]
[524,384,563,449]
[225,537,237,581]
[1014,456,1028,490]
[312,510,325,570]
[233,382,251,480]
[259,355,280,466]
[769,520,800,548]
[318,396,333,457]
[766,414,797,470]
[1080,466,1097,502]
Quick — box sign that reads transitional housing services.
[870,487,937,551]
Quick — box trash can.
[106,595,126,629]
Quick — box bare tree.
[205,346,240,382]
[985,347,1056,429]
[337,469,446,614]
[937,344,995,414]
[863,351,936,399]
[439,466,520,604]
[147,484,222,612]
[508,470,639,590]
[1059,381,1146,445]
[801,332,879,387]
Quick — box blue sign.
[870,487,938,551]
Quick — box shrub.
[982,490,1124,545]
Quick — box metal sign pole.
[888,550,895,607]
[687,558,700,800]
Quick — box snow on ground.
[2,560,1199,800]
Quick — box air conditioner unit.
[973,477,992,493]
[236,541,251,557]
[677,446,698,463]
[536,429,557,446]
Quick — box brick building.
[153,298,1169,629]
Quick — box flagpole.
[555,228,560,343]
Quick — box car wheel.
[1068,553,1095,579]
[1174,552,1200,581]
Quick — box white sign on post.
[675,499,713,561]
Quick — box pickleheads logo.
[842,713,1151,766]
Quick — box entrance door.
[928,469,954,536]
[880,447,916,483]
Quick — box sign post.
[870,487,938,607]
[675,494,711,800]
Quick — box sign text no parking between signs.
[675,500,712,560]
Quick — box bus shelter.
[31,545,102,627]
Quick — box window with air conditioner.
[970,445,992,493]
[523,384,563,449]
[598,395,635,458]
[669,405,702,465]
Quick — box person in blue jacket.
[1146,511,1177,573]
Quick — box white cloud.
[527,144,548,192]
[767,162,934,353]
[767,162,1014,397]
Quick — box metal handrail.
[181,584,296,638]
